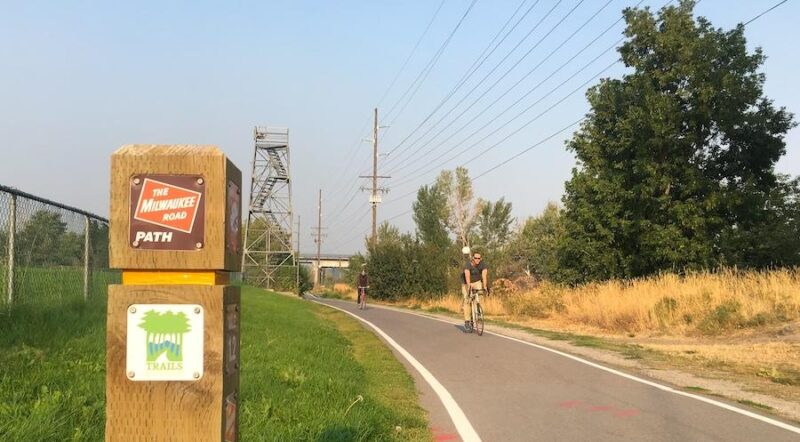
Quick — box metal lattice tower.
[242,127,296,290]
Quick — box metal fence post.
[83,215,90,301]
[8,193,16,306]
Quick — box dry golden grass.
[333,283,356,300]
[645,342,800,372]
[398,268,800,337]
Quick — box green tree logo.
[138,310,192,362]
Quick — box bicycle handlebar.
[469,287,490,297]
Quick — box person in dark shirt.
[357,265,369,306]
[462,252,488,332]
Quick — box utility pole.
[360,107,390,243]
[311,189,326,287]
[295,215,300,295]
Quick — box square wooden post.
[107,145,242,441]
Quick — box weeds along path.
[310,295,800,442]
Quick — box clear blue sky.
[1,0,797,255]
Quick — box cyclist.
[357,265,369,309]
[462,251,488,332]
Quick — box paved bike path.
[311,296,800,442]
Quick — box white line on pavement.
[308,295,481,442]
[349,300,800,436]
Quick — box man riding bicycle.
[357,265,369,309]
[462,250,488,332]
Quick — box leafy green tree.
[345,253,367,287]
[60,232,84,266]
[558,1,796,283]
[17,211,68,266]
[410,240,449,298]
[412,183,451,250]
[0,230,7,262]
[366,222,412,300]
[475,198,514,255]
[411,183,452,294]
[297,264,313,295]
[89,220,110,269]
[512,202,564,281]
[718,175,800,267]
[365,222,448,300]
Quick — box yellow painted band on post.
[122,270,230,285]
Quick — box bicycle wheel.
[474,303,484,336]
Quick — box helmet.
[461,246,471,255]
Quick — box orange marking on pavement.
[558,400,584,409]
[431,426,460,441]
[614,408,640,418]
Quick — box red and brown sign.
[226,180,241,255]
[225,303,239,375]
[129,175,206,250]
[224,393,238,442]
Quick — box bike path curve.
[309,296,800,442]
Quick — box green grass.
[240,287,431,441]
[737,399,774,411]
[0,285,431,441]
[0,266,119,309]
[0,297,107,441]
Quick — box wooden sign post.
[107,145,242,441]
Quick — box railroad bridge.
[298,254,351,285]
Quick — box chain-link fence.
[0,184,118,310]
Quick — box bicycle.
[357,286,367,310]
[467,287,485,336]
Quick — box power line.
[326,205,372,253]
[329,0,620,241]
[339,0,727,252]
[325,158,372,225]
[743,0,788,26]
[324,0,478,230]
[383,0,480,125]
[328,0,535,233]
[385,55,609,203]
[382,0,578,170]
[382,117,585,224]
[471,118,584,181]
[382,0,538,158]
[376,0,447,109]
[377,0,792,233]
[386,0,620,177]
[321,114,373,207]
[323,1,446,213]
[390,42,623,189]
[327,187,367,230]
